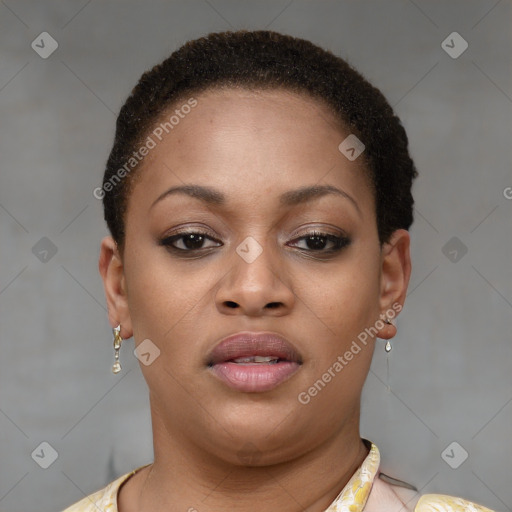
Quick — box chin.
[207,402,315,449]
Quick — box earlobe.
[377,229,412,338]
[98,236,133,338]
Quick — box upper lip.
[207,331,303,365]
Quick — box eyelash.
[159,229,351,256]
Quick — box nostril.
[266,302,281,309]
[225,301,238,308]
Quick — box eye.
[288,230,351,253]
[159,229,350,256]
[160,231,222,252]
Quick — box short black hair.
[102,30,417,251]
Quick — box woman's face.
[100,88,410,465]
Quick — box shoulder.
[414,494,497,512]
[61,471,135,512]
[365,474,497,512]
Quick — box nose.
[215,237,295,317]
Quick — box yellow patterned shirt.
[62,442,496,512]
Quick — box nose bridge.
[232,234,280,290]
[216,233,294,314]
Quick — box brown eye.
[160,231,222,252]
[288,231,351,252]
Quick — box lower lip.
[210,361,301,392]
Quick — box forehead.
[127,87,374,216]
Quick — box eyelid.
[290,223,348,239]
[161,224,219,239]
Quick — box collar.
[324,442,380,511]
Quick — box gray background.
[1,1,511,511]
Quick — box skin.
[99,87,411,512]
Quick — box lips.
[207,331,303,392]
[208,332,302,365]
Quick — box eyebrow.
[150,183,361,216]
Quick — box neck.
[130,406,370,512]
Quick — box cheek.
[304,251,381,330]
[124,247,200,339]
[124,246,227,370]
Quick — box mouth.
[207,331,303,393]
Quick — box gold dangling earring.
[112,324,123,374]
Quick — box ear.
[98,236,133,339]
[376,229,412,340]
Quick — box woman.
[64,30,495,512]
